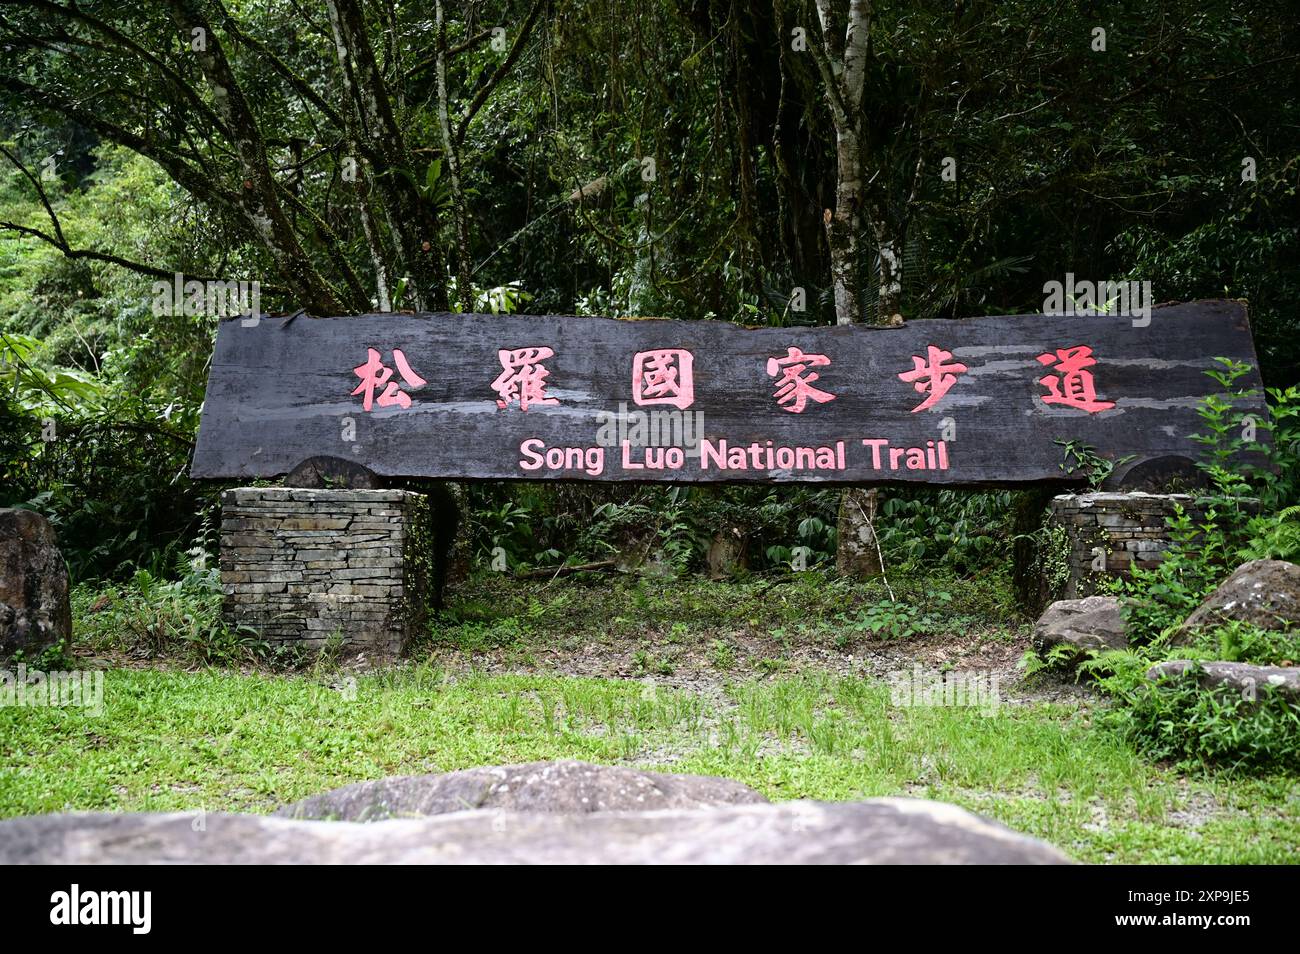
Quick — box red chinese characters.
[766,347,836,413]
[1036,345,1115,412]
[632,348,695,409]
[493,346,559,410]
[452,337,1123,417]
[898,345,967,412]
[351,347,427,411]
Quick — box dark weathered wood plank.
[191,300,1266,487]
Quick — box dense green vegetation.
[1075,364,1300,771]
[3,0,1299,578]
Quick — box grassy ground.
[2,666,1297,863]
[418,570,1032,682]
[2,571,1295,864]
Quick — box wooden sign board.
[191,300,1266,487]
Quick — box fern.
[1238,505,1300,561]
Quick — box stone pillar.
[1044,492,1213,600]
[220,488,432,656]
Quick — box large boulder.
[0,799,1072,864]
[1033,595,1128,655]
[277,760,767,820]
[1171,560,1300,645]
[285,455,382,489]
[0,508,72,660]
[1147,660,1299,702]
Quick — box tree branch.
[164,0,343,314]
[0,219,281,290]
[212,0,347,133]
[408,27,495,80]
[0,73,240,217]
[454,0,547,146]
[4,0,233,140]
[0,144,67,247]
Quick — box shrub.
[1198,620,1299,667]
[1085,650,1300,771]
[1087,362,1300,771]
[74,552,266,666]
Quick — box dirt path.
[419,626,1095,708]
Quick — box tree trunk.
[325,0,449,311]
[875,233,904,326]
[435,0,475,313]
[356,182,393,312]
[809,0,886,579]
[827,119,885,578]
[1012,488,1059,617]
[837,486,884,578]
[827,123,864,327]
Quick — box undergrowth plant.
[1085,359,1300,771]
[465,481,1012,579]
[1117,359,1300,645]
[1081,649,1300,771]
[74,547,274,667]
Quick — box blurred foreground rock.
[277,760,767,820]
[0,798,1072,865]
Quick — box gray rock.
[0,799,1072,864]
[1147,659,1299,702]
[0,509,71,660]
[1033,595,1128,655]
[284,455,382,490]
[277,760,767,820]
[1171,559,1300,645]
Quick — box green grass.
[422,569,1024,654]
[2,666,1295,863]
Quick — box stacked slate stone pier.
[1047,492,1216,599]
[220,488,431,655]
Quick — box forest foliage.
[1,0,1298,580]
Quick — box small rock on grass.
[1033,595,1128,656]
[1146,659,1299,702]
